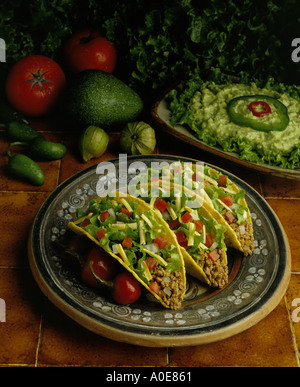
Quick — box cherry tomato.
[112,272,141,305]
[5,55,66,117]
[81,247,118,288]
[64,28,117,74]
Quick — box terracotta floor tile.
[169,298,297,367]
[266,199,300,272]
[0,133,62,192]
[38,301,168,367]
[286,274,300,359]
[0,192,49,267]
[0,268,43,365]
[261,174,300,198]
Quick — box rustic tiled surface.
[0,123,299,367]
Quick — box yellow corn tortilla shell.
[139,181,228,288]
[68,192,186,309]
[160,163,254,254]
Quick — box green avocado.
[63,70,144,129]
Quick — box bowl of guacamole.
[152,71,300,178]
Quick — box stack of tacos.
[67,162,255,310]
[143,183,229,288]
[68,192,186,310]
[159,161,255,256]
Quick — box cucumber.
[63,70,143,129]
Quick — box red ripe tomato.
[154,234,169,249]
[112,272,141,305]
[64,28,117,74]
[5,55,66,117]
[81,247,118,288]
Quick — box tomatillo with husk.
[79,125,109,162]
[119,121,156,155]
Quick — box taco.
[68,192,186,310]
[159,161,255,256]
[137,182,229,288]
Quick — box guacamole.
[169,80,300,169]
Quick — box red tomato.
[205,233,214,248]
[155,198,168,213]
[112,272,141,305]
[97,229,106,241]
[145,257,157,271]
[5,55,66,117]
[208,250,220,262]
[64,28,117,74]
[154,234,169,249]
[122,236,133,248]
[218,175,227,187]
[181,211,193,223]
[176,231,186,244]
[221,195,234,207]
[194,219,203,232]
[100,211,110,222]
[169,218,180,230]
[81,247,118,287]
[120,207,132,217]
[149,281,161,294]
[225,210,236,224]
[81,218,91,227]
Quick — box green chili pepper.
[10,137,67,161]
[227,94,289,132]
[29,137,67,161]
[7,152,45,186]
[5,121,42,143]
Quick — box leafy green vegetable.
[1,0,300,98]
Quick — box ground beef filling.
[230,219,255,256]
[197,249,228,288]
[151,266,185,310]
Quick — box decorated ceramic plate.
[152,93,300,180]
[28,155,291,347]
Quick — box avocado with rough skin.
[63,70,144,129]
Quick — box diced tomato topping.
[154,234,169,249]
[218,175,227,187]
[145,256,157,271]
[176,231,186,244]
[100,211,110,222]
[120,207,132,217]
[205,233,214,248]
[149,281,161,294]
[194,219,204,232]
[81,218,91,227]
[155,198,168,213]
[97,229,106,241]
[181,211,193,223]
[225,210,236,223]
[192,172,203,182]
[221,194,234,207]
[208,249,220,262]
[122,236,132,248]
[169,218,180,230]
